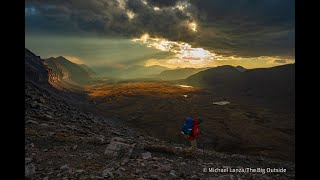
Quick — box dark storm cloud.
[25,0,194,37]
[25,0,294,58]
[147,0,179,7]
[188,0,295,57]
[125,0,194,40]
[26,1,135,35]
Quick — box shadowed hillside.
[25,49,51,86]
[157,68,208,80]
[180,64,295,112]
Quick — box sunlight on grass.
[85,82,200,97]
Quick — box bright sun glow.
[176,5,185,10]
[139,33,150,43]
[132,33,216,66]
[142,0,148,5]
[189,22,197,32]
[64,56,84,64]
[127,10,135,19]
[175,2,190,11]
[132,33,295,69]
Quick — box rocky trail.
[25,80,294,180]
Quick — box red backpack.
[188,118,202,141]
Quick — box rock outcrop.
[44,56,94,85]
[25,48,50,86]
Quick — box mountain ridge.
[158,67,208,80]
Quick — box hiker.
[181,116,203,153]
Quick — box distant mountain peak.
[216,65,235,69]
[158,67,208,80]
[234,66,247,72]
[206,65,240,73]
[56,56,71,62]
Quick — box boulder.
[180,162,187,166]
[40,123,49,127]
[72,145,78,150]
[111,137,126,142]
[104,140,132,157]
[26,120,39,125]
[25,163,36,177]
[102,168,114,178]
[191,175,200,179]
[150,174,160,180]
[170,172,177,178]
[141,152,152,160]
[25,158,32,164]
[160,164,171,172]
[75,169,85,173]
[210,175,236,180]
[60,164,69,170]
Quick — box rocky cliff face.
[25,55,98,91]
[47,68,61,83]
[25,48,50,85]
[44,56,94,85]
[25,48,64,87]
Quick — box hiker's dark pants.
[190,139,197,152]
[184,134,197,152]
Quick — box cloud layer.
[25,0,294,58]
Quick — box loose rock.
[25,163,36,177]
[60,164,69,170]
[141,152,152,160]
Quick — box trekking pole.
[202,142,205,163]
[201,131,205,163]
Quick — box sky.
[25,0,295,70]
